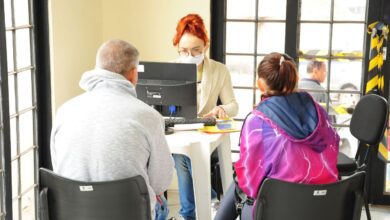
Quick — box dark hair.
[306,60,325,74]
[257,52,298,96]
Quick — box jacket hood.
[255,92,332,152]
[79,68,137,97]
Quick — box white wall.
[49,0,103,110]
[50,0,210,110]
[101,0,210,62]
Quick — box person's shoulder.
[133,99,161,116]
[243,111,263,126]
[206,58,230,78]
[56,94,86,114]
[207,58,228,69]
[132,101,164,122]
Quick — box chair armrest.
[39,187,50,220]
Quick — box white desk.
[166,129,233,220]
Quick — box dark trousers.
[214,182,253,220]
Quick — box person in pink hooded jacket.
[214,52,339,220]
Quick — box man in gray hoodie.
[50,39,174,219]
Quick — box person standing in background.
[298,60,328,103]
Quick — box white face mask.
[178,53,205,66]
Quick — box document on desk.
[198,126,240,134]
[173,123,205,131]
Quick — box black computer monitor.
[136,61,197,119]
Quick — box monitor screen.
[136,61,197,119]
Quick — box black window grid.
[224,0,287,122]
[298,0,366,127]
[4,0,38,219]
[223,0,367,128]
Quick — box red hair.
[173,14,209,46]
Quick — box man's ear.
[124,68,138,85]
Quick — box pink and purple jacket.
[234,92,340,199]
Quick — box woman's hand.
[203,106,228,119]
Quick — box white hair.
[96,39,139,75]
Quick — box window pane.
[255,88,265,105]
[332,24,365,57]
[329,60,362,91]
[226,55,255,87]
[17,70,33,111]
[257,22,285,54]
[226,22,255,54]
[230,120,244,150]
[258,0,286,20]
[15,28,31,69]
[19,111,34,153]
[234,89,254,119]
[8,75,16,115]
[13,200,19,220]
[22,189,35,220]
[4,0,12,28]
[301,0,331,21]
[299,24,330,53]
[298,58,308,77]
[334,0,367,21]
[227,0,256,19]
[336,91,360,108]
[10,118,17,158]
[20,150,34,193]
[14,0,30,26]
[337,124,358,158]
[11,160,18,200]
[6,31,14,72]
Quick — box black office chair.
[39,168,151,220]
[253,171,365,220]
[337,93,388,176]
[335,93,388,220]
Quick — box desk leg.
[190,142,212,220]
[217,134,234,193]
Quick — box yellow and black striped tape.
[367,21,389,162]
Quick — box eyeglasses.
[178,46,203,57]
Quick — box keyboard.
[138,79,189,86]
[165,117,217,127]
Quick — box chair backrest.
[39,168,151,220]
[350,93,388,146]
[254,172,365,220]
[349,93,388,166]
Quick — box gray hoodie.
[50,68,174,216]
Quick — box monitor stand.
[165,126,174,135]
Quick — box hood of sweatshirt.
[79,68,137,97]
[256,92,332,152]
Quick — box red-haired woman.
[172,14,238,220]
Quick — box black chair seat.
[254,172,366,220]
[39,168,151,220]
[337,152,357,175]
